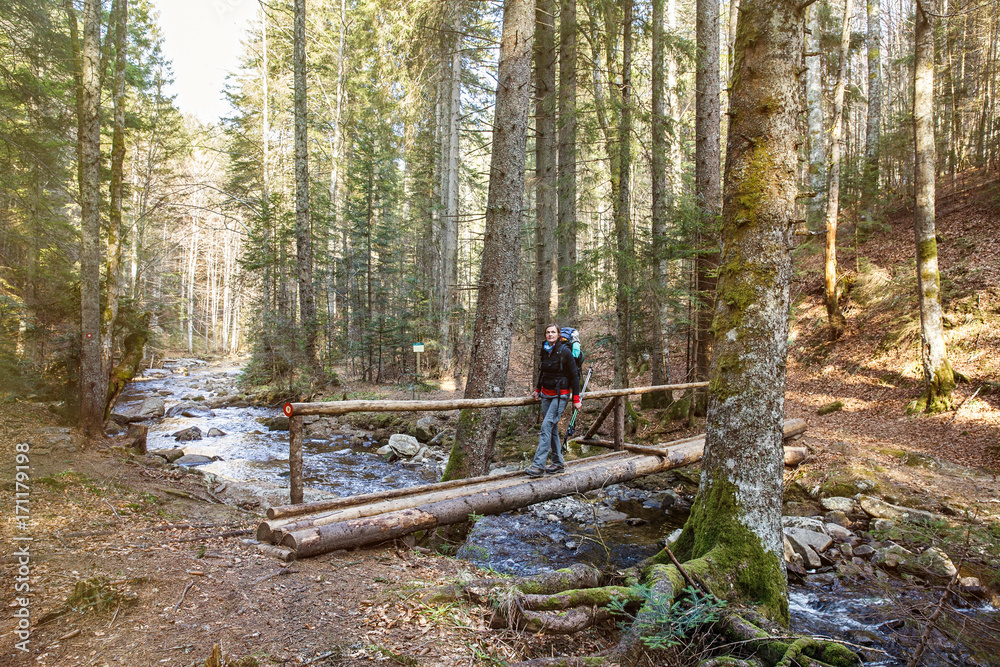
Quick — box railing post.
[613,396,625,450]
[286,403,303,505]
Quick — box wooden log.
[263,419,808,544]
[281,444,710,557]
[280,421,808,557]
[260,451,635,543]
[583,398,617,439]
[289,415,303,505]
[571,438,616,448]
[265,447,634,521]
[282,382,709,416]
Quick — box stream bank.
[29,356,999,666]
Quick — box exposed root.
[419,562,602,603]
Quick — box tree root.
[418,562,602,604]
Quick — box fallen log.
[259,451,633,542]
[279,419,806,557]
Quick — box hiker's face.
[545,328,559,342]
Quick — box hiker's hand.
[530,390,539,400]
[573,396,582,409]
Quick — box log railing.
[281,381,708,504]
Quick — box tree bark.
[694,0,721,399]
[557,0,577,322]
[823,0,853,338]
[805,6,825,227]
[535,0,557,365]
[442,0,533,480]
[672,0,803,625]
[294,0,319,374]
[912,0,955,413]
[102,0,128,420]
[863,0,882,223]
[76,0,104,439]
[613,0,633,446]
[648,0,671,408]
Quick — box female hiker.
[526,324,581,477]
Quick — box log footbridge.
[261,384,807,560]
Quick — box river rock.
[853,544,875,558]
[874,543,913,569]
[824,510,852,527]
[387,434,421,458]
[821,496,856,513]
[172,426,203,442]
[784,528,833,565]
[915,546,957,579]
[258,416,290,431]
[782,516,826,533]
[206,427,226,437]
[150,447,186,463]
[415,417,440,443]
[167,402,215,418]
[174,454,216,466]
[824,523,855,543]
[428,430,451,446]
[859,495,943,523]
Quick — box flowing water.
[118,361,997,667]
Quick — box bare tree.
[912,0,956,413]
[442,0,533,480]
[823,0,853,338]
[864,0,882,222]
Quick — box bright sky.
[150,0,260,123]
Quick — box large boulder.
[174,454,216,466]
[820,496,856,513]
[784,527,834,556]
[414,417,441,443]
[258,416,290,431]
[783,531,823,569]
[913,546,957,579]
[387,434,421,458]
[172,426,203,442]
[150,447,186,463]
[859,495,943,523]
[166,402,215,418]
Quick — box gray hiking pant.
[532,394,568,469]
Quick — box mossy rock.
[818,400,844,415]
[818,471,877,498]
[783,480,814,504]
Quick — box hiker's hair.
[544,323,560,334]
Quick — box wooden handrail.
[283,382,709,417]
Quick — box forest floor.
[2,171,1000,666]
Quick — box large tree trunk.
[671,0,803,625]
[823,0,853,338]
[294,0,319,374]
[440,8,462,373]
[102,0,128,420]
[693,0,721,403]
[863,0,882,223]
[557,0,577,322]
[613,0,633,439]
[442,0,533,480]
[912,0,955,414]
[534,0,557,371]
[647,0,672,408]
[805,5,825,227]
[76,0,104,439]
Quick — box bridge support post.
[289,412,304,504]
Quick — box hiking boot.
[545,464,565,475]
[524,465,545,478]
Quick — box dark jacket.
[535,341,581,397]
